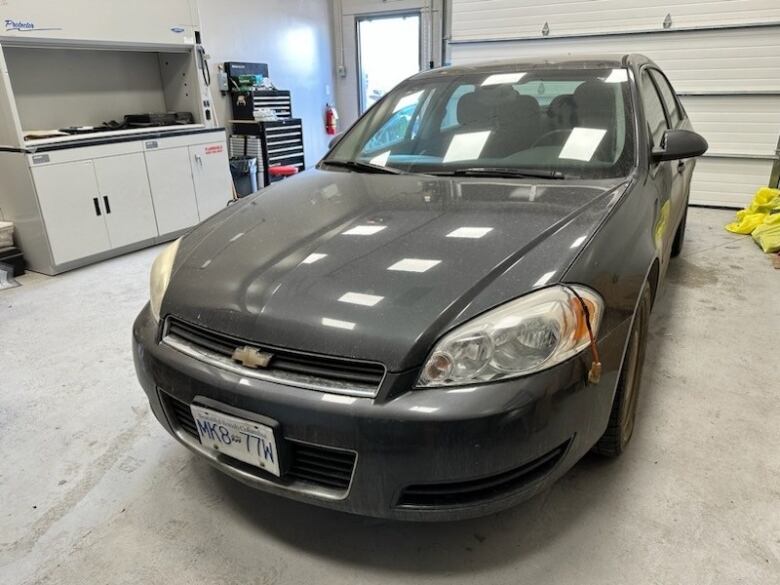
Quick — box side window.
[640,70,669,148]
[650,70,682,126]
[363,106,414,152]
[363,90,425,153]
[440,84,475,130]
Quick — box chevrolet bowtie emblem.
[232,346,273,369]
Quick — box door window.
[650,70,682,127]
[640,70,669,148]
[363,90,428,153]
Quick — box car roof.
[413,54,655,79]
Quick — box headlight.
[149,238,181,322]
[417,285,603,388]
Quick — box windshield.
[324,67,636,179]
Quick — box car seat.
[455,86,542,158]
[572,80,617,161]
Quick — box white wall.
[331,0,443,128]
[197,0,336,162]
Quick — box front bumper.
[133,305,628,520]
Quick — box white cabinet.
[145,139,232,235]
[145,147,200,236]
[32,154,160,264]
[189,142,232,219]
[5,129,230,274]
[32,161,112,265]
[93,153,159,248]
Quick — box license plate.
[190,405,281,476]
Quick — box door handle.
[103,195,111,214]
[93,197,102,216]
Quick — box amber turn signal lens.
[422,352,453,384]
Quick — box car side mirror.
[652,129,708,163]
[328,133,344,149]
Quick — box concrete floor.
[1,207,778,585]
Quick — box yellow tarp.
[725,187,780,253]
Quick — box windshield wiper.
[321,159,404,175]
[428,167,566,180]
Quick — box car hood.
[163,169,626,371]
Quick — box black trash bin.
[230,156,259,197]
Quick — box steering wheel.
[529,129,573,149]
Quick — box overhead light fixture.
[338,292,384,307]
[393,90,423,112]
[481,72,526,86]
[388,258,441,273]
[321,394,357,404]
[604,69,628,83]
[409,405,439,413]
[558,127,607,162]
[533,270,556,287]
[443,130,491,163]
[446,227,493,239]
[370,150,391,166]
[343,225,386,236]
[301,253,327,264]
[321,317,356,330]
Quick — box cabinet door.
[93,153,158,248]
[32,161,111,265]
[145,147,200,236]
[189,142,232,220]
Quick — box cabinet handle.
[103,195,112,214]
[93,197,102,216]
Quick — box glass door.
[357,13,421,114]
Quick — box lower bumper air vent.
[397,441,570,508]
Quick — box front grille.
[163,317,385,396]
[397,441,569,508]
[162,392,356,491]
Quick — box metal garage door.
[447,0,780,207]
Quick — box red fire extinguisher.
[325,103,339,135]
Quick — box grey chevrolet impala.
[133,55,707,520]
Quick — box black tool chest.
[229,84,305,187]
[231,118,305,186]
[231,89,293,121]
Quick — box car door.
[639,68,675,268]
[649,69,691,238]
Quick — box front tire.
[670,204,688,257]
[593,285,652,457]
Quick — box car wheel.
[670,204,688,257]
[593,284,652,457]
